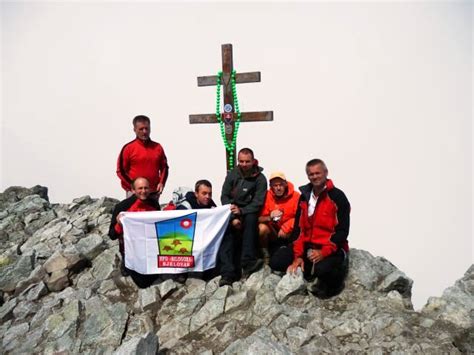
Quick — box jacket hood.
[184,191,217,208]
[269,181,296,200]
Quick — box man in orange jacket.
[258,172,300,264]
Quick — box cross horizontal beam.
[189,111,273,124]
[197,72,261,87]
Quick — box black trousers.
[270,245,348,289]
[218,213,259,279]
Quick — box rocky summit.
[0,186,472,354]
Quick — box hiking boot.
[309,280,345,299]
[219,276,233,287]
[308,278,325,294]
[242,259,264,278]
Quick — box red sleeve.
[280,217,295,234]
[116,145,132,191]
[114,222,123,235]
[259,194,271,217]
[293,232,305,259]
[321,243,337,258]
[158,146,169,186]
[293,199,307,259]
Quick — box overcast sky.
[1,1,472,309]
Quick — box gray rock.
[98,279,116,295]
[8,194,49,214]
[205,276,221,298]
[44,299,81,340]
[348,249,400,291]
[190,285,231,331]
[75,269,98,289]
[13,265,47,296]
[385,290,407,310]
[12,299,39,320]
[124,313,154,341]
[158,278,177,299]
[330,318,361,337]
[225,290,249,313]
[90,248,116,281]
[43,250,68,273]
[26,281,49,301]
[271,314,297,337]
[61,245,88,272]
[81,297,128,350]
[306,318,324,337]
[274,269,306,303]
[72,195,92,205]
[243,266,272,291]
[0,186,472,354]
[24,209,56,235]
[137,285,161,312]
[115,332,158,355]
[252,291,283,327]
[223,328,292,355]
[422,265,474,332]
[2,322,29,350]
[176,282,206,317]
[41,299,82,352]
[0,252,35,292]
[13,327,44,353]
[285,326,311,350]
[157,316,191,349]
[46,268,69,292]
[75,233,105,260]
[0,297,17,322]
[185,277,206,292]
[299,335,332,354]
[261,273,283,293]
[378,270,413,297]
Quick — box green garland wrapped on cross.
[189,43,274,171]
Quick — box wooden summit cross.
[189,43,273,171]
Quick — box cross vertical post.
[221,44,235,170]
[189,43,273,172]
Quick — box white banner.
[122,205,231,274]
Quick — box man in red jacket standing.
[280,159,350,299]
[116,115,169,200]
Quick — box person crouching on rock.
[108,177,160,288]
[274,159,351,299]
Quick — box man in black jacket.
[177,180,217,210]
[218,148,268,286]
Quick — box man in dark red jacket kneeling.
[273,159,351,299]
